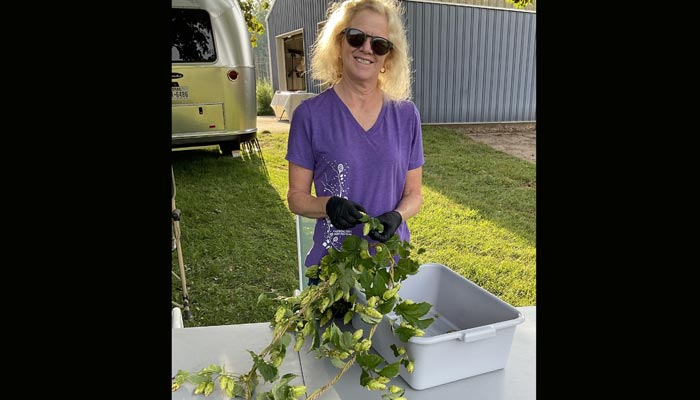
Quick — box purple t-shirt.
[286,88,424,267]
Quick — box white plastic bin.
[352,263,525,390]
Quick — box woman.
[286,0,423,281]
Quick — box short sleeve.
[408,103,425,170]
[285,101,315,171]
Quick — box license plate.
[172,86,189,100]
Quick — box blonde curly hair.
[310,0,412,101]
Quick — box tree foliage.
[506,0,533,8]
[239,0,269,48]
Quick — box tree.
[506,0,534,8]
[239,0,270,48]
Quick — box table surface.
[270,91,315,122]
[172,306,535,399]
[172,323,304,399]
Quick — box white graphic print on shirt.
[319,158,352,251]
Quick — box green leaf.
[186,374,209,384]
[310,325,321,351]
[369,217,384,233]
[302,320,315,338]
[279,332,293,347]
[377,267,391,282]
[360,369,372,387]
[279,373,298,384]
[394,301,432,327]
[335,259,347,271]
[373,246,390,266]
[341,235,361,252]
[233,378,246,397]
[364,271,388,298]
[329,323,342,347]
[390,344,400,357]
[200,364,222,374]
[415,317,434,329]
[358,312,382,325]
[349,292,357,303]
[357,353,384,370]
[174,370,189,385]
[271,379,287,400]
[258,362,278,382]
[376,297,396,315]
[250,350,279,382]
[256,392,272,400]
[304,266,319,279]
[398,243,409,258]
[358,272,373,294]
[378,361,401,377]
[360,256,375,270]
[339,331,355,350]
[394,258,420,281]
[394,326,415,342]
[249,372,260,390]
[271,342,287,362]
[331,357,346,368]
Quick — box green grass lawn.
[172,126,535,327]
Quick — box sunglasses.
[341,28,393,56]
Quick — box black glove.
[368,211,402,243]
[326,196,366,229]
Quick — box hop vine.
[173,214,432,399]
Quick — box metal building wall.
[435,0,536,12]
[266,0,536,123]
[265,0,329,93]
[406,1,536,122]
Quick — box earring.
[380,67,386,73]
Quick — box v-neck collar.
[330,87,386,134]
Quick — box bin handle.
[459,326,496,343]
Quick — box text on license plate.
[172,86,189,100]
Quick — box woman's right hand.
[325,196,366,229]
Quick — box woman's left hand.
[368,211,402,243]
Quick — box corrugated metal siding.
[414,0,536,12]
[406,1,535,122]
[266,0,535,123]
[266,0,328,93]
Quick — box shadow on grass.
[421,126,536,245]
[172,142,269,177]
[171,147,298,326]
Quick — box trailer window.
[171,9,217,63]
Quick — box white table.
[172,323,304,399]
[172,307,535,399]
[270,91,316,123]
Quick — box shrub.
[256,79,275,116]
